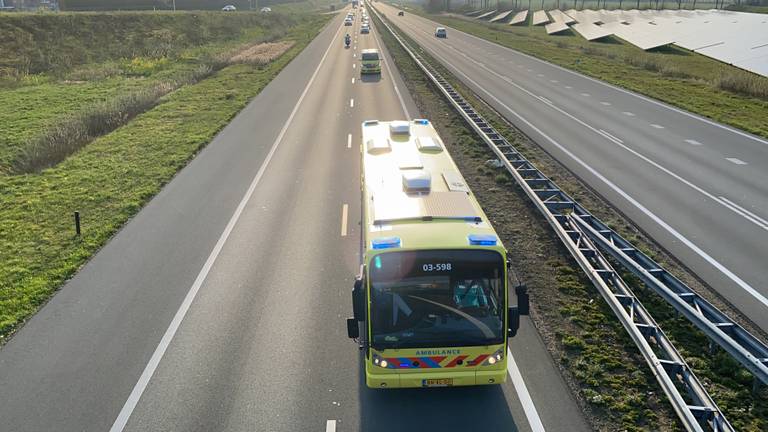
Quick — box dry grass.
[230,41,295,65]
[713,69,768,100]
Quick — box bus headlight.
[483,349,504,366]
[373,355,389,368]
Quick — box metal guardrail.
[369,5,759,431]
[565,214,733,432]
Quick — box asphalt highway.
[376,3,768,332]
[0,8,590,432]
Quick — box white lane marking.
[341,204,349,236]
[719,197,768,229]
[537,73,544,77]
[372,24,411,118]
[352,77,355,84]
[726,157,747,165]
[564,85,572,89]
[538,95,553,105]
[347,133,352,148]
[326,420,337,432]
[507,350,546,432]
[526,69,533,72]
[431,18,768,146]
[108,20,347,432]
[598,129,623,144]
[405,41,768,310]
[580,93,590,97]
[350,98,354,108]
[650,123,665,129]
[685,139,703,146]
[353,63,356,69]
[623,111,635,116]
[600,101,611,106]
[550,79,558,83]
[353,53,356,57]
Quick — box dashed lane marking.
[341,204,349,237]
[326,420,337,432]
[347,133,352,148]
[726,157,747,165]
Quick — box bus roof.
[361,119,503,255]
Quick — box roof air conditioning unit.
[402,170,431,193]
[389,121,410,135]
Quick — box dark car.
[398,10,404,16]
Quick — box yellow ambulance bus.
[346,119,529,389]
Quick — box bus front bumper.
[366,368,507,389]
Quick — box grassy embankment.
[416,11,768,139]
[0,11,332,340]
[374,9,767,431]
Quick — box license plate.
[422,378,453,387]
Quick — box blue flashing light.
[372,236,401,250]
[468,234,497,246]
[415,119,429,125]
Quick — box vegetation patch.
[414,11,768,139]
[375,9,768,431]
[0,14,331,342]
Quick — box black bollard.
[74,211,81,236]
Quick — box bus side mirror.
[515,284,529,316]
[508,306,520,338]
[352,278,364,321]
[347,318,360,339]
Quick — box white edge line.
[395,30,768,310]
[108,19,346,432]
[507,350,546,432]
[719,197,768,227]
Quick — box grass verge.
[375,8,768,431]
[0,10,305,173]
[0,14,332,342]
[418,12,768,139]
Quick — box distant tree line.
[57,0,305,11]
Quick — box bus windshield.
[369,250,505,349]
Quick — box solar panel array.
[510,10,529,25]
[490,10,514,23]
[532,10,550,26]
[535,9,768,77]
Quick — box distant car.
[222,5,236,11]
[345,19,353,26]
[361,25,370,34]
[398,10,404,16]
[260,7,271,12]
[435,27,447,38]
